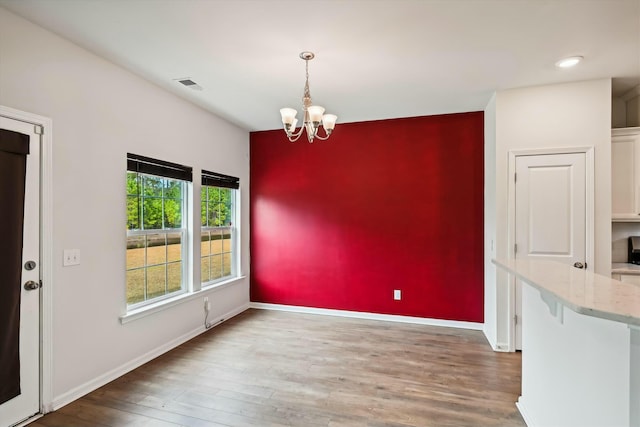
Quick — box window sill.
[120,275,246,324]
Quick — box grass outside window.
[201,185,236,285]
[126,170,187,307]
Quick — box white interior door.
[514,153,586,349]
[0,116,40,426]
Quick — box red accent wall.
[250,112,484,322]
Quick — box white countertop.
[612,262,640,275]
[493,258,640,327]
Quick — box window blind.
[0,129,29,155]
[201,169,240,189]
[127,153,192,182]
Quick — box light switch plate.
[63,249,80,266]
[394,289,401,300]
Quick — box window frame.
[126,154,192,310]
[200,184,239,287]
[123,157,243,320]
[125,200,189,309]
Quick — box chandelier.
[279,52,337,143]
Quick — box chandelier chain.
[303,59,311,106]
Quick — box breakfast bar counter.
[493,258,640,427]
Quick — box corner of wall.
[491,78,613,351]
[483,94,498,348]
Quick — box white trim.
[191,170,201,292]
[493,342,510,352]
[250,303,484,330]
[234,186,242,278]
[585,148,595,269]
[14,414,43,427]
[193,183,241,292]
[120,275,246,324]
[0,105,54,415]
[54,301,249,411]
[613,126,640,137]
[516,397,533,426]
[185,180,194,292]
[507,146,595,352]
[482,323,498,351]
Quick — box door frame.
[506,146,594,352]
[0,105,54,417]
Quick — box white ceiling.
[1,0,639,131]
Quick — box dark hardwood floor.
[30,309,525,427]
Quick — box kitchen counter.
[493,258,639,427]
[493,258,640,326]
[612,262,640,275]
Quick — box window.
[126,154,192,307]
[200,170,239,285]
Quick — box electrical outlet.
[204,297,210,311]
[63,249,80,266]
[393,289,401,300]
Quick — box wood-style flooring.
[30,309,525,427]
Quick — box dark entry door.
[0,116,40,426]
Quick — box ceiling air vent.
[174,77,203,91]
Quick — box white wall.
[613,96,628,128]
[519,282,630,427]
[483,94,497,347]
[632,327,640,425]
[628,94,640,127]
[484,79,612,349]
[0,7,250,407]
[613,86,640,128]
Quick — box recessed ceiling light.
[555,56,583,68]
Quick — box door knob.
[573,262,585,269]
[24,280,40,291]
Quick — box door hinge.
[514,243,517,254]
[514,315,518,325]
[514,173,517,183]
[34,125,43,135]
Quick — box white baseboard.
[516,397,532,426]
[250,302,483,330]
[13,414,42,427]
[493,342,511,352]
[480,326,511,353]
[50,302,250,411]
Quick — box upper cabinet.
[612,127,640,221]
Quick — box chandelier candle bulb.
[307,105,325,124]
[280,51,337,143]
[322,114,337,131]
[279,108,297,125]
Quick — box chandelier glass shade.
[280,52,337,143]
